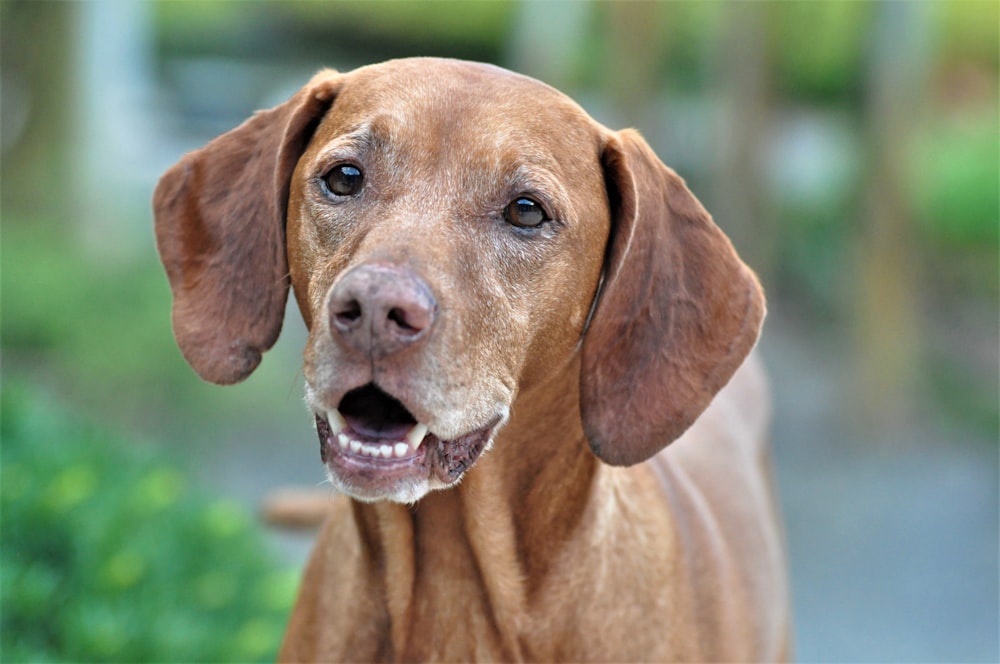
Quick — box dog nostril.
[334,300,362,326]
[387,307,419,333]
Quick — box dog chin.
[324,471,452,504]
[316,418,498,504]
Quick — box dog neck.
[348,355,599,660]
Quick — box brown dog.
[154,58,790,661]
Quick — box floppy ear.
[153,71,341,385]
[580,129,765,466]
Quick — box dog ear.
[580,129,765,466]
[153,71,341,385]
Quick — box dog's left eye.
[503,197,549,228]
[322,164,364,197]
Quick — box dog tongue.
[342,413,412,440]
[338,384,417,440]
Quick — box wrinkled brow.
[314,122,384,163]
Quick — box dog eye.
[503,197,549,228]
[322,164,364,197]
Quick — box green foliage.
[771,1,871,101]
[2,222,189,393]
[907,105,999,303]
[772,196,855,317]
[1,382,299,662]
[1,221,310,431]
[926,352,1000,438]
[911,108,999,248]
[283,0,515,49]
[155,0,515,60]
[938,0,1000,67]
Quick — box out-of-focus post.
[1,1,78,223]
[714,2,775,285]
[854,1,931,431]
[604,1,668,133]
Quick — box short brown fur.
[154,58,791,662]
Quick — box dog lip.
[315,408,500,493]
[427,418,500,483]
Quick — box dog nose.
[328,264,437,359]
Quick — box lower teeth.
[338,435,413,459]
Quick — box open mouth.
[314,383,497,494]
[318,384,428,461]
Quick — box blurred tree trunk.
[714,2,775,285]
[1,1,78,222]
[604,1,668,132]
[854,2,930,430]
[74,0,155,259]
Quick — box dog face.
[287,62,609,501]
[154,58,764,504]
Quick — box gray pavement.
[761,315,998,662]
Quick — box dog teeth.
[342,441,413,459]
[406,423,429,449]
[326,409,347,435]
[324,411,429,460]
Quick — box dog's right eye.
[322,164,364,197]
[503,197,549,229]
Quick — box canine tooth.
[326,409,347,434]
[380,444,393,458]
[394,442,409,457]
[337,433,349,449]
[350,440,362,454]
[406,423,429,449]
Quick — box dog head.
[154,58,764,503]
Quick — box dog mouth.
[314,383,497,495]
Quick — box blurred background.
[2,1,996,661]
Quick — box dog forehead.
[319,58,600,153]
[342,58,573,109]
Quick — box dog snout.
[328,264,437,359]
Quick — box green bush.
[1,221,309,433]
[1,382,299,662]
[1,222,196,413]
[912,108,999,249]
